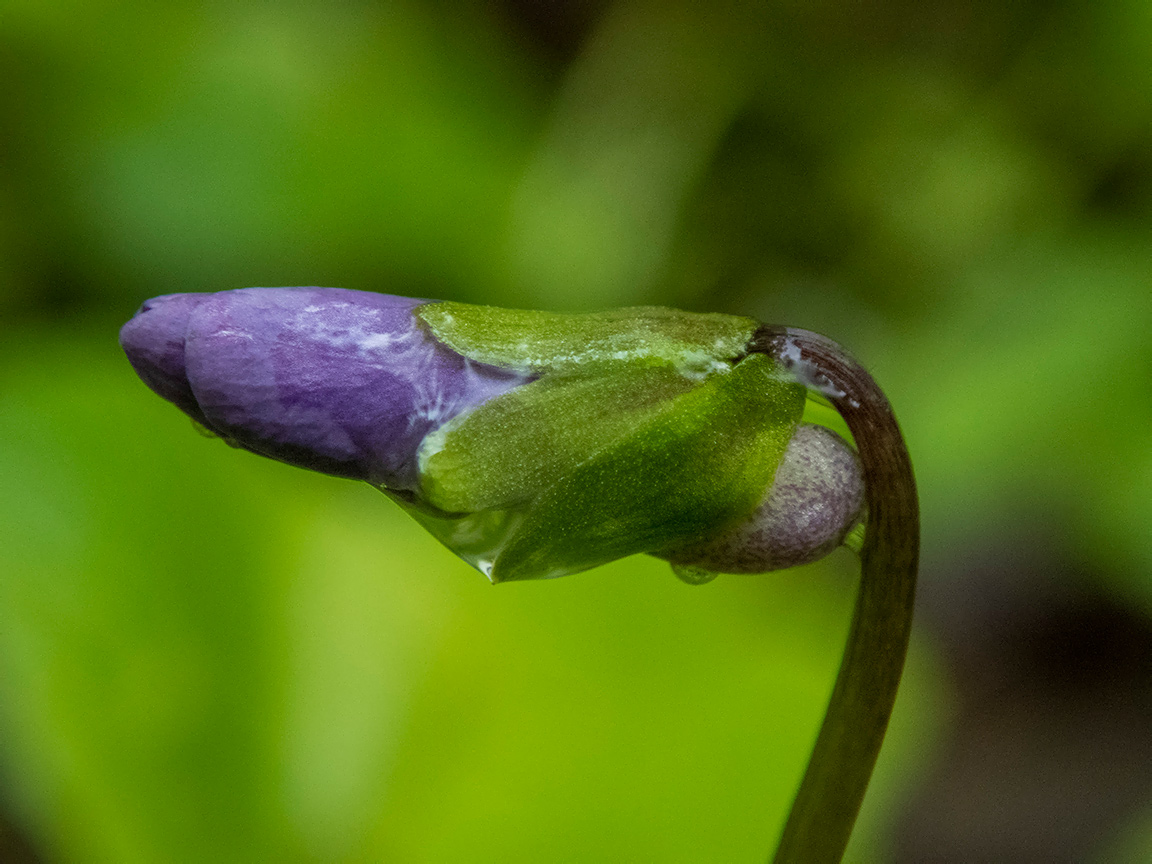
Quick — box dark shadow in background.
[896,533,1152,863]
[0,809,41,864]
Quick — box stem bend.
[747,327,920,864]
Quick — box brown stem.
[747,326,920,864]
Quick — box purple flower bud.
[122,287,871,584]
[119,287,529,490]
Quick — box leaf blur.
[2,0,1151,861]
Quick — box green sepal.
[419,364,699,514]
[417,302,757,377]
[489,353,805,582]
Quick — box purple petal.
[119,292,211,426]
[123,287,529,490]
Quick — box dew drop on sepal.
[671,563,720,585]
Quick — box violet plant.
[120,286,918,863]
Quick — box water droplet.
[671,563,719,585]
[382,494,530,582]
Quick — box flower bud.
[119,287,528,491]
[121,287,865,583]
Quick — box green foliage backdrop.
[2,1,1150,861]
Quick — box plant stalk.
[748,327,920,864]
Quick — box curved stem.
[747,327,920,864]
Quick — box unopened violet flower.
[119,288,529,492]
[120,286,864,583]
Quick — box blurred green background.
[2,1,1151,861]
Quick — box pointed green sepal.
[417,302,757,377]
[419,364,699,513]
[485,353,803,581]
